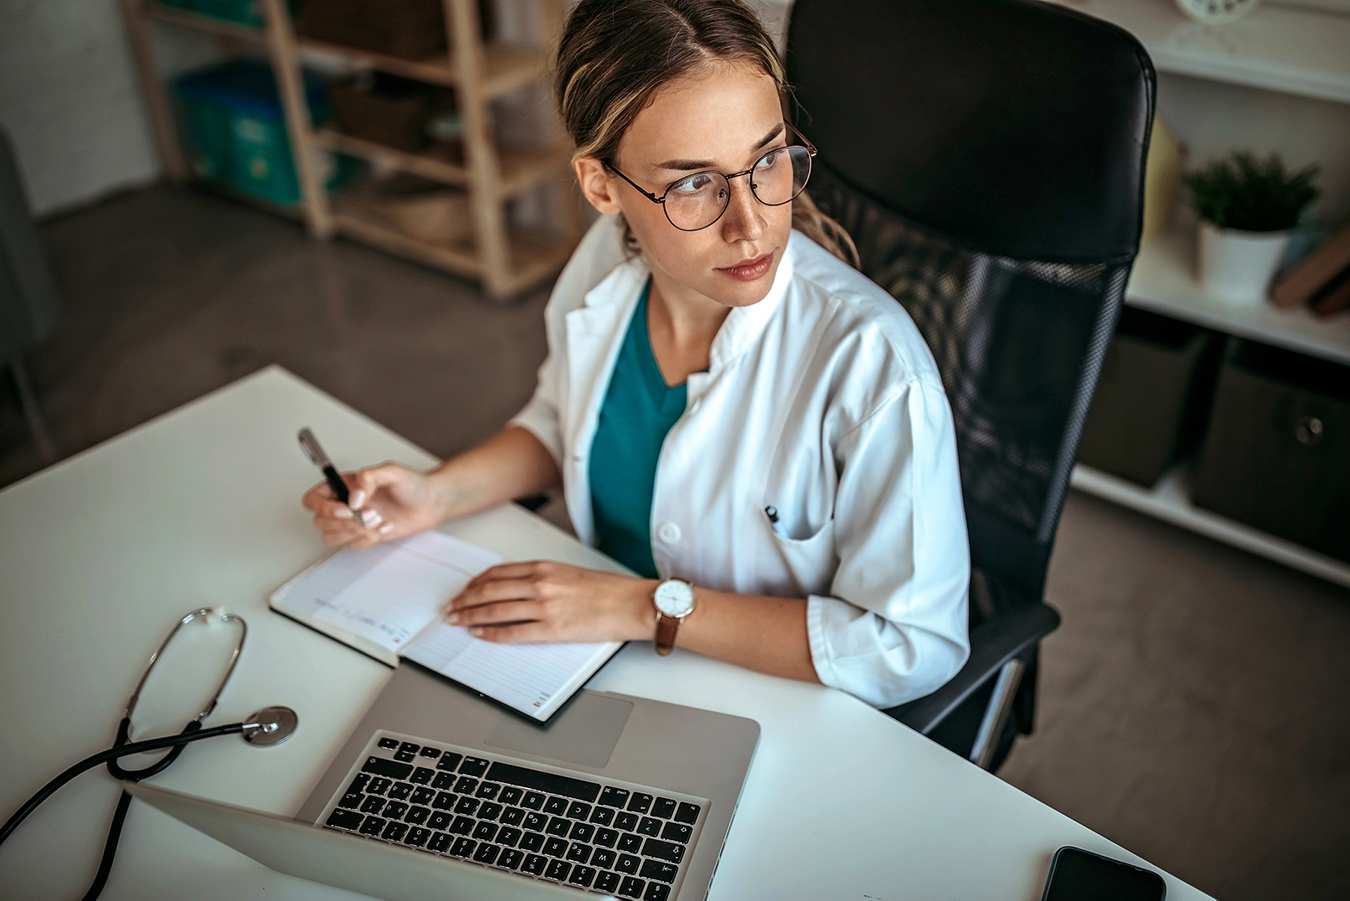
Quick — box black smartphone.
[1041,846,1167,901]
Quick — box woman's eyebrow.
[654,122,786,172]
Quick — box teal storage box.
[174,60,332,206]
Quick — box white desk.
[0,367,1211,901]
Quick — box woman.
[304,0,969,708]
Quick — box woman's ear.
[575,157,623,216]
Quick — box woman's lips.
[717,253,773,282]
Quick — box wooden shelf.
[297,39,546,98]
[331,190,575,294]
[142,2,266,42]
[314,128,570,199]
[1072,462,1350,589]
[1051,0,1350,103]
[1125,223,1350,365]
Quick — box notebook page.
[301,532,501,653]
[403,620,618,721]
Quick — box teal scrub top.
[588,281,687,579]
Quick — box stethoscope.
[0,607,299,900]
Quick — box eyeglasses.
[605,129,817,232]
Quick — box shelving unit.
[1052,0,1350,586]
[121,0,581,299]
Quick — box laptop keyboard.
[319,730,709,899]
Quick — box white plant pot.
[1197,221,1291,305]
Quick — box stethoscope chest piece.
[243,706,299,745]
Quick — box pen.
[298,428,354,509]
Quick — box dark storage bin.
[329,73,453,154]
[1193,341,1350,563]
[1077,307,1220,487]
[298,0,449,59]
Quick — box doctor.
[303,0,970,709]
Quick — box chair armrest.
[883,602,1060,735]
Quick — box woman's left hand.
[444,561,658,644]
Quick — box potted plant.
[1182,151,1320,305]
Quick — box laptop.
[132,660,760,900]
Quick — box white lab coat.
[511,216,970,707]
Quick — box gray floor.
[6,185,1349,900]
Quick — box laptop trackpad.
[483,692,632,769]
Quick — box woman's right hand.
[301,461,447,551]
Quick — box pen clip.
[297,428,332,469]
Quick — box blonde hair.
[554,0,858,266]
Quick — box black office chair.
[786,0,1155,770]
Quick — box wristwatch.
[652,578,696,656]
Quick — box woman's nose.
[720,176,764,243]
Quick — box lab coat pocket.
[759,508,836,599]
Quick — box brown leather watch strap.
[654,613,681,656]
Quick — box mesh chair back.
[787,0,1155,604]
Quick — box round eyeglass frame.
[604,126,817,232]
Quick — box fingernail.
[379,523,393,535]
[360,509,380,527]
[469,627,483,637]
[350,489,366,508]
[334,507,353,520]
[447,612,460,624]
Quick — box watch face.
[654,579,695,618]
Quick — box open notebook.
[269,531,623,723]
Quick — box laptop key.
[569,865,597,888]
[592,848,617,869]
[358,816,386,836]
[436,751,463,771]
[377,737,399,750]
[627,793,653,814]
[643,883,671,901]
[521,791,546,810]
[616,853,641,874]
[674,802,700,825]
[325,808,362,830]
[661,821,692,843]
[404,826,431,847]
[459,757,491,777]
[498,847,524,870]
[544,796,569,815]
[594,828,619,848]
[499,786,523,806]
[338,791,363,810]
[570,822,595,842]
[651,798,677,819]
[521,853,547,875]
[485,762,600,803]
[565,841,592,863]
[615,812,639,832]
[496,826,522,847]
[520,832,545,852]
[618,876,645,898]
[617,833,642,854]
[410,787,434,806]
[478,802,503,821]
[381,801,408,820]
[450,837,476,858]
[397,742,419,758]
[545,816,571,837]
[449,815,475,835]
[428,831,452,854]
[454,797,480,816]
[472,822,498,841]
[349,774,370,793]
[567,801,592,820]
[596,869,622,893]
[641,837,685,864]
[419,746,441,758]
[360,796,385,815]
[455,777,479,795]
[387,782,413,801]
[431,772,456,790]
[640,860,678,883]
[522,812,547,831]
[476,781,501,800]
[433,792,457,810]
[600,786,630,808]
[361,758,410,781]
[501,806,525,826]
[590,806,615,826]
[543,837,569,857]
[473,843,500,865]
[545,859,571,882]
[637,817,662,837]
[428,811,452,831]
[410,767,435,785]
[406,806,430,825]
[366,777,393,795]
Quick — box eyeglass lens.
[663,144,813,231]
